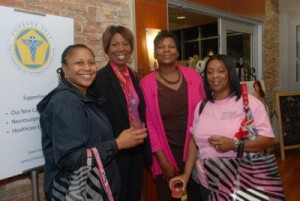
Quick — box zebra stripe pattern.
[52,166,105,201]
[204,154,285,201]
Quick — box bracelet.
[232,137,240,152]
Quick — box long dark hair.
[56,44,95,80]
[253,80,265,98]
[203,54,241,102]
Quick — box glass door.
[219,18,262,81]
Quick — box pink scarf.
[110,62,139,126]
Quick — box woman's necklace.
[157,68,181,85]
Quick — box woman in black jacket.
[89,25,151,201]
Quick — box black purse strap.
[198,98,208,115]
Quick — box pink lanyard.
[87,148,114,201]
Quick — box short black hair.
[153,30,179,50]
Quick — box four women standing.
[39,25,275,201]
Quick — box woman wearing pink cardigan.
[140,30,205,201]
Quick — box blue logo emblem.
[9,21,54,75]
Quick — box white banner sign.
[0,6,74,180]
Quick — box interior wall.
[228,0,265,20]
[188,0,265,21]
[188,0,228,10]
[135,0,168,76]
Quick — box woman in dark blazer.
[89,25,151,201]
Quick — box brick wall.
[263,0,280,111]
[0,0,132,69]
[0,1,132,200]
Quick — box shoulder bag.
[52,148,114,201]
[203,84,285,201]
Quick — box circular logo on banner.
[8,21,54,75]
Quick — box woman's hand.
[116,127,147,150]
[208,135,274,153]
[169,173,189,192]
[208,135,235,152]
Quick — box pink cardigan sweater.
[140,66,205,177]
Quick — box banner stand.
[23,165,44,201]
[31,170,39,201]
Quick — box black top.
[157,79,188,171]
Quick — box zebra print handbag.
[203,84,285,201]
[52,148,114,201]
[204,153,285,201]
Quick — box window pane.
[172,30,183,60]
[227,30,252,81]
[227,32,244,61]
[201,23,218,38]
[184,41,199,59]
[201,38,218,59]
[184,27,199,40]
